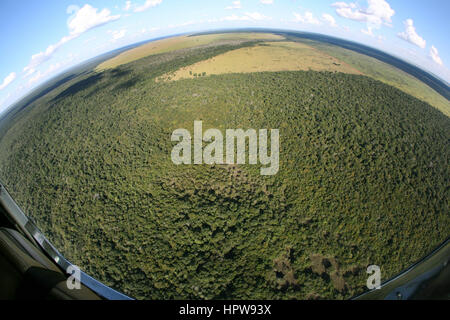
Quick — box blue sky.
[0,0,449,114]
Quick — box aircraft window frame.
[0,181,132,300]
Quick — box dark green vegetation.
[0,35,449,300]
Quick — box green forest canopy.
[0,35,448,300]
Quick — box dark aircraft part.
[353,238,449,300]
[0,182,132,300]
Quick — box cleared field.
[96,33,285,70]
[97,32,448,116]
[158,41,362,81]
[297,39,450,117]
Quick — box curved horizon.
[1,27,449,119]
[0,1,449,113]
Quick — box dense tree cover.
[0,41,448,300]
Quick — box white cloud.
[221,12,270,21]
[134,0,162,13]
[0,72,16,90]
[293,12,321,25]
[332,2,357,9]
[24,68,36,77]
[430,46,443,66]
[226,1,241,10]
[23,35,76,73]
[28,60,73,86]
[361,26,374,37]
[124,1,132,11]
[260,0,274,4]
[322,13,337,27]
[141,27,160,33]
[109,29,127,41]
[221,14,242,21]
[28,71,44,85]
[397,19,426,49]
[245,12,270,21]
[68,4,121,35]
[332,0,394,28]
[23,5,120,74]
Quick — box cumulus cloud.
[67,5,120,35]
[260,0,274,4]
[28,59,75,86]
[332,0,394,28]
[430,46,443,66]
[33,68,58,86]
[293,12,321,25]
[226,1,241,10]
[23,34,76,73]
[24,68,36,77]
[221,14,241,21]
[245,12,270,20]
[397,19,426,49]
[134,0,162,13]
[24,5,120,74]
[109,29,127,41]
[28,71,44,85]
[361,26,374,37]
[0,72,16,90]
[222,12,270,21]
[332,2,357,9]
[322,13,337,27]
[29,70,46,85]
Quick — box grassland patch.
[157,41,363,81]
[96,33,285,71]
